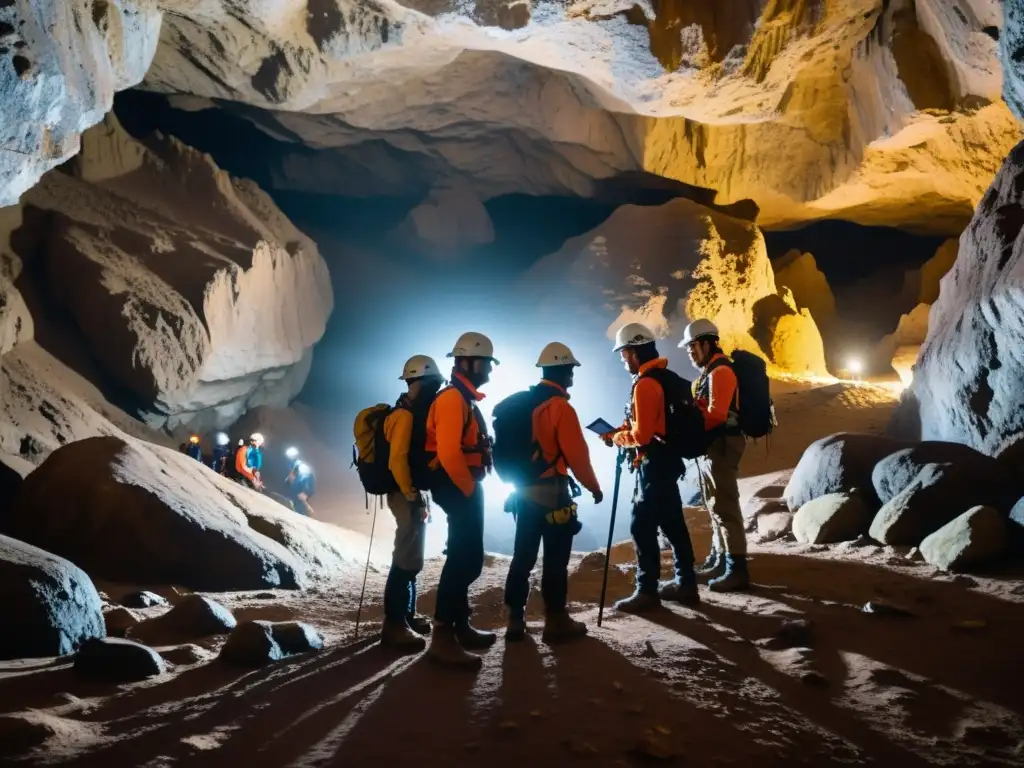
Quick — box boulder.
[0,0,162,206]
[272,620,325,654]
[393,179,495,252]
[919,506,1009,573]
[219,619,324,667]
[0,534,105,660]
[793,492,873,545]
[771,250,836,333]
[120,590,169,609]
[74,637,167,682]
[899,138,1024,454]
[875,303,931,386]
[783,433,912,512]
[869,463,1009,546]
[755,511,793,543]
[132,595,236,644]
[103,607,141,638]
[871,442,1016,509]
[22,113,333,432]
[2,435,363,590]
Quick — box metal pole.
[597,449,625,628]
[354,496,379,639]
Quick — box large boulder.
[792,492,873,545]
[0,534,105,660]
[783,433,913,512]
[899,137,1024,455]
[74,637,167,682]
[918,506,1009,572]
[393,179,495,252]
[871,442,1016,509]
[1,435,364,590]
[20,113,333,433]
[771,250,836,334]
[0,0,162,206]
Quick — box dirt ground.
[3,379,1024,766]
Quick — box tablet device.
[585,417,617,435]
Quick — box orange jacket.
[235,445,255,482]
[694,352,739,431]
[425,372,487,497]
[613,358,668,451]
[532,381,601,495]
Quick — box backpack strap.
[446,377,491,458]
[527,384,564,479]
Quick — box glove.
[600,431,616,447]
[592,489,604,505]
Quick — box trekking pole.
[597,448,625,628]
[354,495,379,639]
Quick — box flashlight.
[215,432,229,446]
[847,357,863,376]
[285,446,299,459]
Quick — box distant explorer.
[680,319,749,592]
[235,432,265,491]
[379,355,444,652]
[185,434,203,462]
[284,456,317,518]
[424,332,499,669]
[496,342,603,644]
[602,322,699,612]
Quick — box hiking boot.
[708,555,751,593]
[455,621,497,650]
[658,579,701,607]
[542,611,588,644]
[613,591,661,614]
[380,619,427,653]
[406,613,432,636]
[696,552,725,584]
[506,613,528,643]
[428,623,483,670]
[696,550,720,574]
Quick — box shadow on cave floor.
[4,540,1024,766]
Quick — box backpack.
[492,386,559,488]
[637,367,707,460]
[708,350,776,439]
[352,404,397,495]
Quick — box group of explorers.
[354,318,775,670]
[179,431,317,516]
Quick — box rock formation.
[392,178,495,252]
[772,250,837,335]
[521,198,827,375]
[16,113,332,432]
[0,0,163,206]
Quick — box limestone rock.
[793,492,873,545]
[120,590,168,609]
[394,179,495,251]
[0,272,32,358]
[756,511,793,543]
[871,442,1016,508]
[869,462,1011,546]
[771,250,836,333]
[919,506,1009,572]
[899,137,1024,454]
[22,113,333,432]
[74,637,167,682]
[917,239,959,306]
[132,595,236,644]
[103,606,141,638]
[876,303,931,386]
[0,0,163,206]
[219,619,324,667]
[520,198,823,375]
[0,534,105,660]
[783,433,912,512]
[1,435,363,590]
[140,0,1018,234]
[762,305,828,376]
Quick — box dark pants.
[630,458,695,595]
[504,497,575,617]
[432,478,485,625]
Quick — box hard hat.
[215,432,229,446]
[249,432,265,446]
[613,322,656,352]
[679,319,720,346]
[447,332,499,364]
[400,354,442,381]
[188,434,199,444]
[536,342,581,368]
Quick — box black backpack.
[707,351,776,439]
[492,386,559,488]
[637,367,707,460]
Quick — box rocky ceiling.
[3,0,1022,235]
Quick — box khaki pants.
[386,492,426,573]
[698,435,747,557]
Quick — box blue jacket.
[246,445,263,472]
[186,443,203,462]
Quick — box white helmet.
[613,322,656,352]
[400,354,442,381]
[536,342,581,368]
[679,319,720,346]
[249,432,265,447]
[447,332,500,364]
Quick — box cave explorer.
[682,318,750,592]
[500,342,603,644]
[210,432,232,475]
[284,454,317,518]
[185,434,203,462]
[423,331,498,669]
[235,432,265,491]
[379,354,444,653]
[601,322,699,613]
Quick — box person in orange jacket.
[680,319,749,592]
[424,331,499,670]
[502,342,603,644]
[602,322,699,613]
[235,432,265,491]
